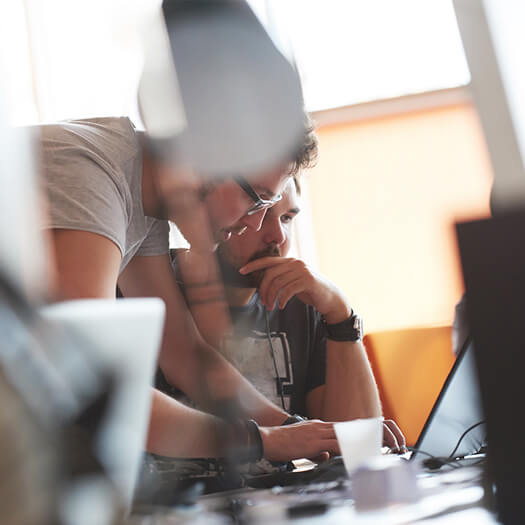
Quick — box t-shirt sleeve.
[136,218,170,257]
[42,144,127,257]
[305,308,327,393]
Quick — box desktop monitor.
[454,2,525,522]
[457,211,525,525]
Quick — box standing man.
[40,114,340,462]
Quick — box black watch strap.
[323,312,363,342]
[282,414,306,425]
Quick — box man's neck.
[224,286,257,307]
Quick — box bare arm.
[173,248,233,349]
[147,388,225,457]
[148,389,340,461]
[240,256,381,422]
[48,229,339,458]
[50,229,121,300]
[118,253,288,425]
[306,340,381,421]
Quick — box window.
[1,0,155,125]
[249,0,470,111]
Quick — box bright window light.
[2,1,470,124]
[249,0,470,111]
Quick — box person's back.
[39,117,169,274]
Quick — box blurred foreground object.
[40,298,166,511]
[0,89,50,301]
[454,0,525,212]
[0,79,128,524]
[140,0,304,177]
[0,79,59,524]
[0,284,59,525]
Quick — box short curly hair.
[287,112,319,177]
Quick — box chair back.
[363,326,455,446]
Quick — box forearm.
[161,339,288,426]
[176,249,233,349]
[313,290,381,420]
[146,388,227,457]
[147,389,341,462]
[317,340,382,422]
[169,251,284,422]
[118,254,287,427]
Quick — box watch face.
[324,313,363,341]
[353,315,363,340]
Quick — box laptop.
[40,298,165,509]
[410,338,486,465]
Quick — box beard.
[216,244,281,288]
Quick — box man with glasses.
[167,140,406,459]
[40,115,340,466]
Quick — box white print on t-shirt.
[221,330,294,411]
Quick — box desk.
[128,465,499,524]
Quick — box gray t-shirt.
[40,116,169,272]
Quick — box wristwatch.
[323,312,363,342]
[282,414,307,425]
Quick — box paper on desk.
[334,417,383,475]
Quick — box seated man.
[167,130,406,451]
[216,176,382,423]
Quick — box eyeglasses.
[233,175,282,216]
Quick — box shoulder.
[40,117,140,168]
[40,116,136,141]
[40,116,134,140]
[40,118,141,257]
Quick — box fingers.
[319,438,341,456]
[261,421,340,462]
[383,420,407,453]
[384,419,407,453]
[277,278,307,309]
[382,424,399,451]
[259,267,298,308]
[308,452,330,463]
[257,259,311,309]
[239,256,288,274]
[241,258,323,310]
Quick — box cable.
[407,448,461,470]
[447,420,486,459]
[264,310,286,411]
[408,419,486,471]
[407,447,439,459]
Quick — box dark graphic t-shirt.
[156,251,327,415]
[225,292,326,416]
[156,289,326,417]
[155,293,326,416]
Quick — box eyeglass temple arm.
[233,175,261,203]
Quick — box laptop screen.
[411,338,486,463]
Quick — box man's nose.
[240,209,267,232]
[264,219,286,246]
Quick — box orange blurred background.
[301,100,493,333]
